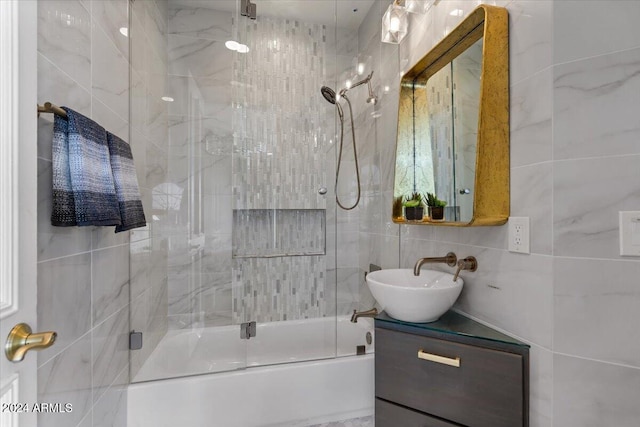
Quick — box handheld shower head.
[321,86,336,104]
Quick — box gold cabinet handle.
[5,323,57,363]
[417,350,460,368]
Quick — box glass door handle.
[5,323,57,362]
[459,188,471,194]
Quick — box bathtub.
[128,316,375,427]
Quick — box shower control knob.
[318,187,328,195]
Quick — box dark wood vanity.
[375,311,529,427]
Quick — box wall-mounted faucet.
[453,256,478,282]
[413,252,458,276]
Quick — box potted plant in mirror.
[403,192,425,221]
[426,192,447,221]
[392,196,404,220]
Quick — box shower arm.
[338,71,374,97]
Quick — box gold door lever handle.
[5,323,57,362]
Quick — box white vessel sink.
[366,269,463,323]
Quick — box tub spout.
[351,308,378,323]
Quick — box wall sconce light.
[381,0,408,44]
[405,0,436,15]
[382,1,439,44]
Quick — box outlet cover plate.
[508,217,530,254]
[620,211,640,256]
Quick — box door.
[1,1,39,426]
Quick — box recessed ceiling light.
[225,40,240,51]
[119,27,128,37]
[236,43,250,53]
[449,9,464,17]
[161,96,174,102]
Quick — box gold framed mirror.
[392,5,509,226]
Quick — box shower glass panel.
[129,0,376,383]
[233,3,338,367]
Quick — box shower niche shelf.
[232,209,326,259]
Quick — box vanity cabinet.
[375,311,529,427]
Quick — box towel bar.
[37,102,67,119]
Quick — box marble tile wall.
[36,0,169,423]
[129,0,170,382]
[164,1,235,330]
[355,0,640,425]
[164,1,350,328]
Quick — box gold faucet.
[350,308,378,323]
[413,252,457,276]
[453,256,478,282]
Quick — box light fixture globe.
[405,0,436,15]
[381,2,408,44]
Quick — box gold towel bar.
[37,102,67,119]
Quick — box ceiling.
[173,0,376,30]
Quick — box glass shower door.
[129,0,248,382]
[231,4,338,367]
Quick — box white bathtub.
[128,316,375,427]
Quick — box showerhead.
[321,86,344,121]
[321,86,336,104]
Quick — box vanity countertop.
[375,310,529,351]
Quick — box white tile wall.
[356,0,640,425]
[37,0,169,424]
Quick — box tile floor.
[307,416,374,427]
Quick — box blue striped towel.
[106,132,147,233]
[51,107,121,227]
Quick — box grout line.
[37,242,130,265]
[452,308,552,352]
[511,160,553,170]
[510,63,554,88]
[554,351,640,371]
[37,52,92,95]
[551,254,640,263]
[37,329,92,370]
[93,96,131,129]
[552,44,640,68]
[91,6,129,63]
[553,152,640,163]
[399,236,556,258]
[38,249,93,265]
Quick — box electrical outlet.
[508,217,530,254]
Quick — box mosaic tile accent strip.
[232,16,331,210]
[232,255,326,323]
[427,65,454,204]
[233,209,325,257]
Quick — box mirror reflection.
[394,38,483,223]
